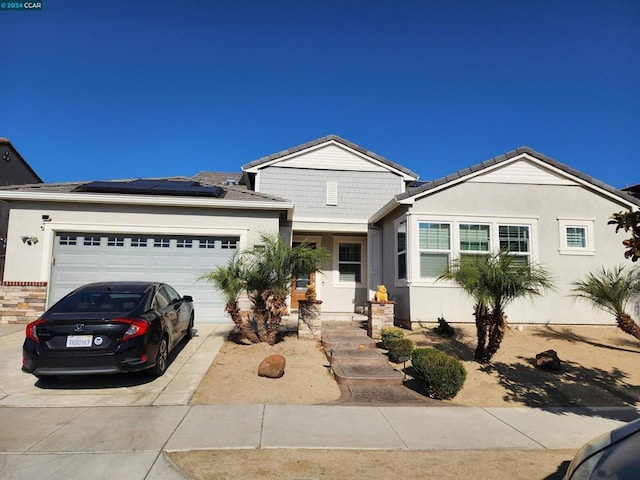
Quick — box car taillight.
[114,319,149,341]
[25,319,46,344]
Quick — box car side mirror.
[183,295,193,303]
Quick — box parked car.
[22,281,194,378]
[564,417,640,480]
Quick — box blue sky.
[3,0,639,188]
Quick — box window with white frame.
[396,220,407,280]
[419,222,451,278]
[498,225,530,263]
[566,227,586,248]
[459,224,490,255]
[338,242,362,283]
[558,218,595,255]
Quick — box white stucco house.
[0,135,638,326]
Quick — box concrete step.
[322,337,377,351]
[332,364,404,386]
[327,347,389,365]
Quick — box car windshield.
[49,291,146,314]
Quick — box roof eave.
[0,190,295,216]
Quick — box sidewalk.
[2,403,639,480]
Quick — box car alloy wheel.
[153,336,168,377]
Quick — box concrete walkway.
[2,323,639,480]
[2,404,640,479]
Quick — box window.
[396,221,407,280]
[499,225,530,263]
[338,242,361,282]
[107,237,124,247]
[199,239,216,249]
[83,236,101,246]
[221,239,237,249]
[154,238,170,248]
[558,219,594,255]
[177,239,193,249]
[419,223,451,278]
[566,227,586,248]
[459,224,490,253]
[59,235,77,246]
[131,237,147,247]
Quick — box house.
[0,138,43,279]
[0,136,637,327]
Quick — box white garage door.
[49,232,238,323]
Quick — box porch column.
[367,300,395,339]
[298,300,322,341]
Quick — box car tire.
[150,335,169,377]
[186,314,194,340]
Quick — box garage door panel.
[50,232,237,323]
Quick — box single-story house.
[0,135,638,326]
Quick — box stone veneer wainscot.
[0,282,47,324]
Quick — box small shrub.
[434,317,455,337]
[411,347,466,400]
[381,326,404,349]
[387,337,414,363]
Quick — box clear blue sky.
[3,0,639,188]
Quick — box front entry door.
[290,242,317,310]
[291,272,315,310]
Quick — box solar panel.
[75,179,225,197]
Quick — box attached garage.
[0,176,294,325]
[49,232,239,323]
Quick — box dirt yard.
[190,323,640,408]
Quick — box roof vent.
[225,179,237,186]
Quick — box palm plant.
[439,251,554,363]
[572,265,640,340]
[203,232,328,345]
[200,254,260,343]
[242,233,329,345]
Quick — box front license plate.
[66,335,93,348]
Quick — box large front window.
[339,243,361,282]
[419,222,451,278]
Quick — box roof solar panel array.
[75,179,224,197]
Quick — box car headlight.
[567,450,606,480]
[565,432,611,480]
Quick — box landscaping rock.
[258,354,286,378]
[535,349,561,371]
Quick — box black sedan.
[22,282,194,378]
[564,418,640,480]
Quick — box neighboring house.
[0,138,43,279]
[622,183,640,200]
[0,136,638,326]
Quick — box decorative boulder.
[258,354,286,378]
[535,349,561,371]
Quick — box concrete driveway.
[0,323,232,407]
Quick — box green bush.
[381,326,404,349]
[387,337,414,363]
[411,347,466,400]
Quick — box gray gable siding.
[260,167,402,221]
